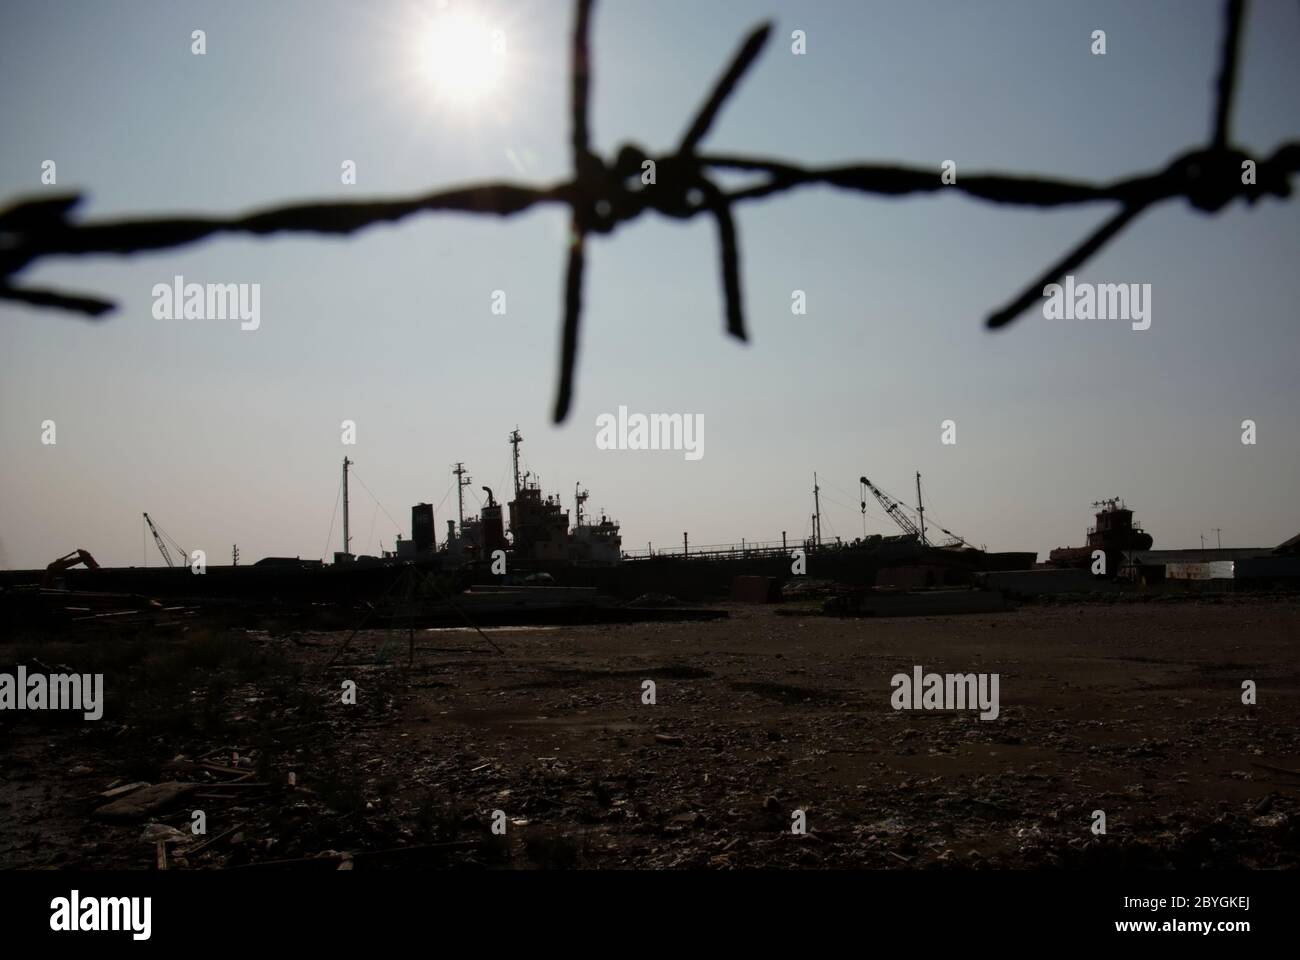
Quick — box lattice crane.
[859,477,922,539]
[143,512,186,567]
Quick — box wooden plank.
[93,782,196,821]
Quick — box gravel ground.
[3,597,1298,869]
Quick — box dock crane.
[143,512,186,568]
[860,475,982,550]
[860,477,923,540]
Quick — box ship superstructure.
[1049,498,1153,572]
[437,427,623,568]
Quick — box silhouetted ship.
[1048,499,1153,572]
[3,429,1037,605]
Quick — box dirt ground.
[3,597,1299,869]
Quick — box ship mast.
[509,428,523,499]
[453,462,471,533]
[575,483,589,528]
[341,456,352,560]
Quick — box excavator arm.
[42,548,99,587]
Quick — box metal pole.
[342,457,352,559]
[813,473,822,549]
[683,532,688,556]
[915,471,927,547]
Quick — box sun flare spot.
[419,11,506,105]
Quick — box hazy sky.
[2,0,1298,570]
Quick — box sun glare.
[420,11,505,105]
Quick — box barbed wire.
[1,0,1295,423]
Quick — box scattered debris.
[94,783,196,822]
[7,599,1298,869]
[625,593,682,608]
[140,823,189,844]
[98,782,148,801]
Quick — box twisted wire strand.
[1,0,1293,422]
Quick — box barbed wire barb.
[0,0,1294,423]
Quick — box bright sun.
[420,11,505,105]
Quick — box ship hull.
[487,543,1036,600]
[0,557,452,604]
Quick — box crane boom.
[859,476,922,539]
[933,523,978,550]
[143,512,182,568]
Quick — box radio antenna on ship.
[575,483,589,528]
[509,428,523,499]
